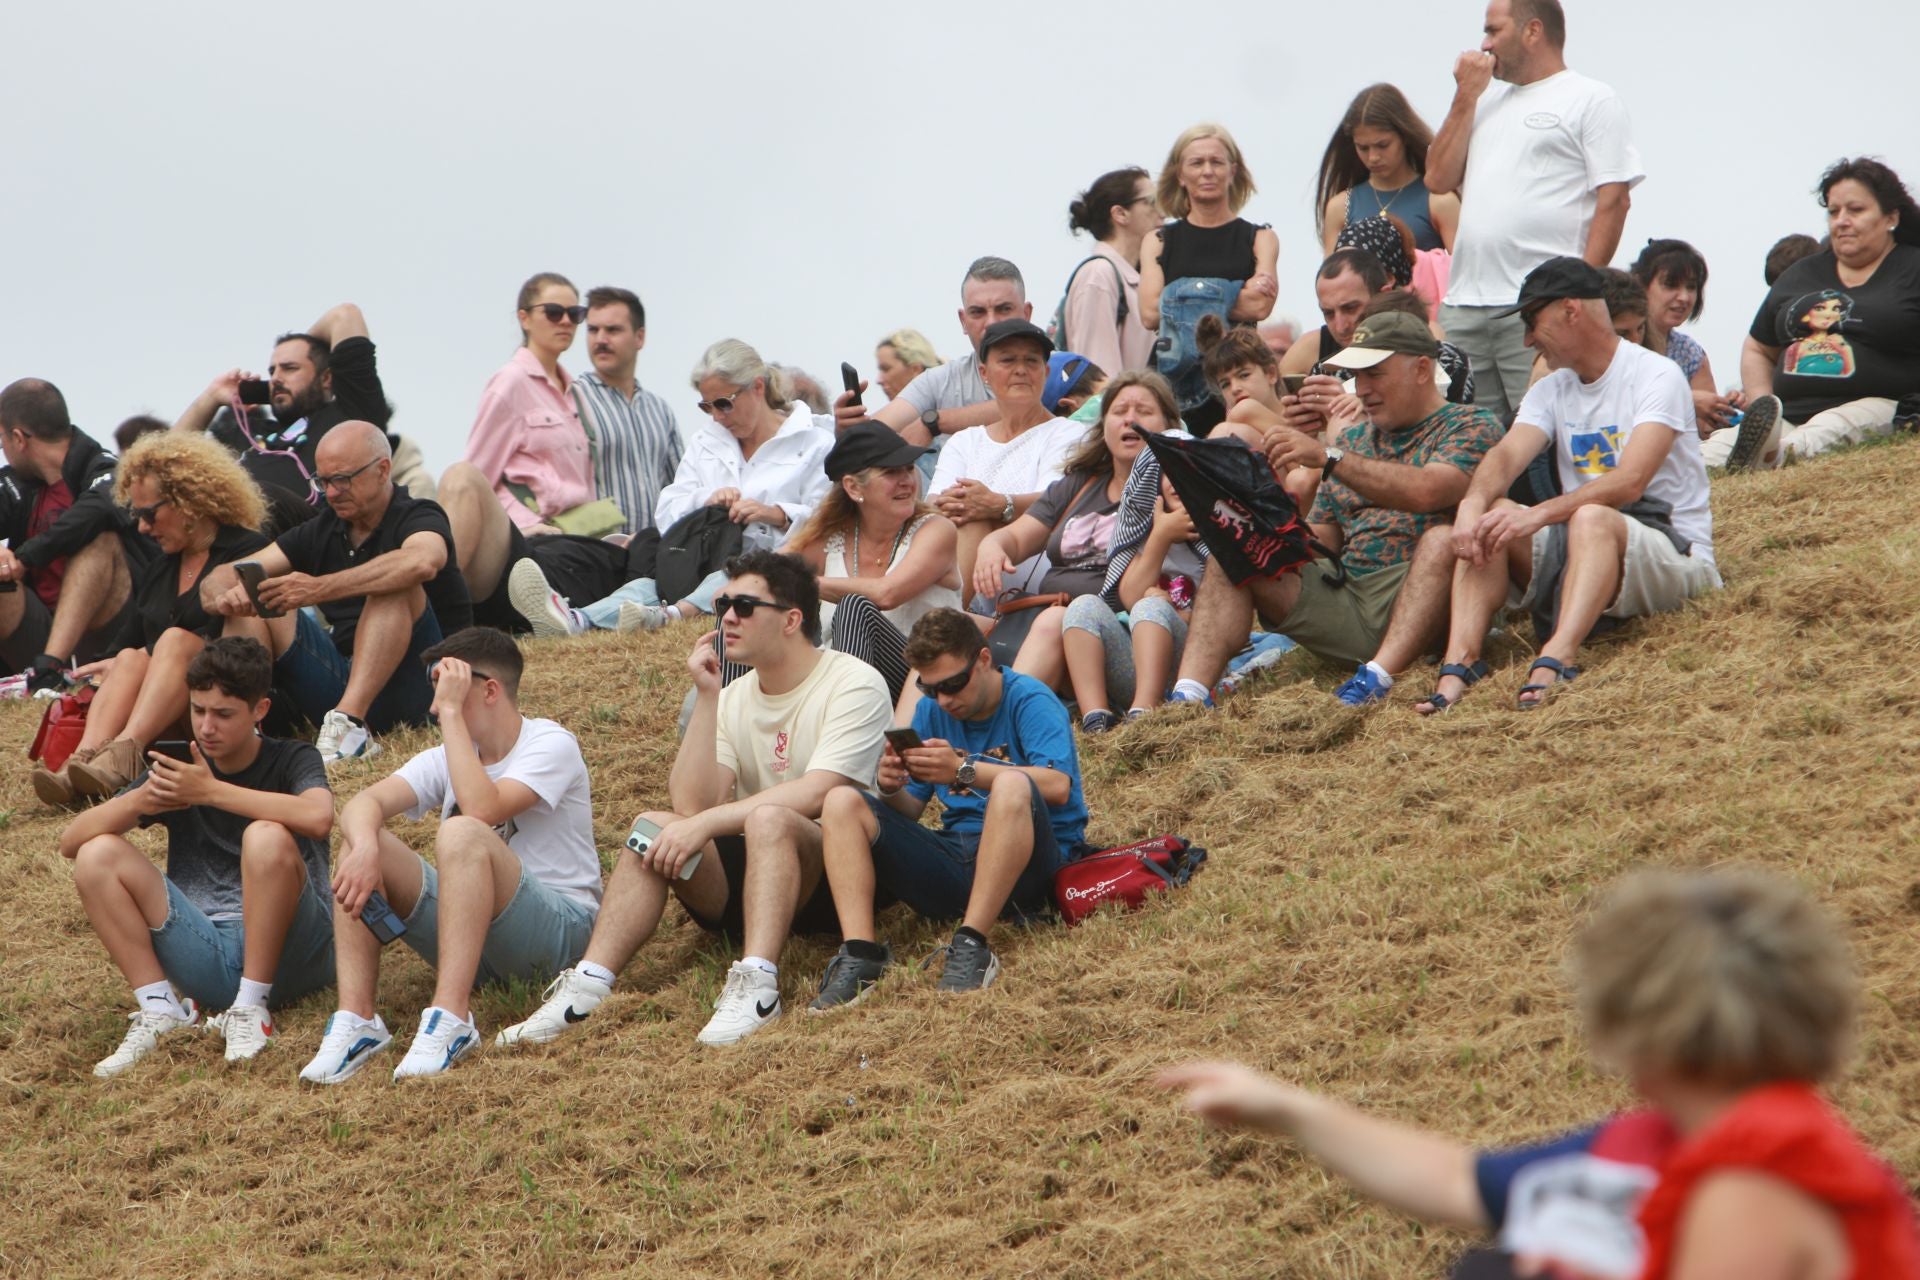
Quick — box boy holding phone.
[298,626,602,1083]
[58,636,336,1077]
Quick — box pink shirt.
[465,347,595,529]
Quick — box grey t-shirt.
[897,351,988,415]
[1027,469,1120,598]
[138,737,332,919]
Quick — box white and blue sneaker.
[316,709,382,768]
[1332,664,1391,707]
[298,1012,393,1084]
[392,1007,480,1080]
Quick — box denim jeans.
[1154,276,1244,413]
[579,569,726,629]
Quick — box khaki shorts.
[1262,559,1411,668]
[1514,519,1721,619]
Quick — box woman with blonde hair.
[785,423,960,706]
[35,433,293,807]
[874,329,943,402]
[1138,123,1280,436]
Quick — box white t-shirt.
[716,649,891,798]
[397,717,603,910]
[1517,340,1714,564]
[1446,70,1645,307]
[929,417,1081,590]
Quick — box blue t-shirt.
[907,667,1087,848]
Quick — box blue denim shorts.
[398,856,596,988]
[863,774,1076,924]
[276,606,441,732]
[149,875,336,1009]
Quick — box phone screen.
[884,728,923,753]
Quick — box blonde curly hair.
[113,431,269,532]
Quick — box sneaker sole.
[616,603,666,634]
[67,763,130,799]
[695,1010,780,1046]
[31,770,78,809]
[300,1040,392,1085]
[1725,398,1780,472]
[508,559,573,639]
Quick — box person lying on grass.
[59,636,335,1078]
[495,550,892,1051]
[1160,869,1920,1279]
[808,607,1090,1009]
[298,625,602,1084]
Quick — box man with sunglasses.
[0,378,154,689]
[496,550,891,1051]
[808,607,1087,1008]
[299,626,602,1083]
[206,421,473,765]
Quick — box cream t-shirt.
[715,649,891,797]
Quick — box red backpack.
[28,686,93,772]
[1054,834,1207,926]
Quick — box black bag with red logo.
[1140,433,1331,586]
[1054,834,1208,926]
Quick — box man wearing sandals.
[1352,258,1718,713]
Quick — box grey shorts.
[399,855,597,988]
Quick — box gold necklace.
[1368,175,1417,220]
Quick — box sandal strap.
[1417,691,1454,712]
[1527,656,1580,680]
[1438,661,1489,686]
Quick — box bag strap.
[1170,844,1209,886]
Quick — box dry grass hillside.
[3,442,1918,1279]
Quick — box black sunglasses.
[126,497,172,525]
[696,384,754,416]
[714,593,788,620]
[915,660,980,699]
[528,303,589,325]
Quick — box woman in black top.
[35,434,291,808]
[1138,123,1280,436]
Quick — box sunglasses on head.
[915,660,980,699]
[529,303,589,325]
[713,593,788,620]
[696,385,754,416]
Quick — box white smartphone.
[626,815,701,881]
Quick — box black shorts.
[1,581,135,673]
[682,835,847,943]
[472,527,634,634]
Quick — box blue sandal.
[1415,661,1489,714]
[1517,656,1581,710]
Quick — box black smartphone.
[238,379,272,405]
[840,361,862,399]
[150,740,194,764]
[234,560,284,619]
[884,727,923,753]
[1282,373,1309,395]
[361,891,407,945]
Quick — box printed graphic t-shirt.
[716,649,891,799]
[907,667,1088,849]
[1027,470,1121,598]
[1749,244,1920,423]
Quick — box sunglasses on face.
[127,497,172,525]
[528,303,589,325]
[915,662,978,698]
[696,385,753,416]
[713,593,787,621]
[310,458,381,494]
[1521,302,1552,334]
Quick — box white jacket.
[655,404,835,550]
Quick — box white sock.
[234,977,272,1010]
[134,979,186,1019]
[739,956,777,976]
[1364,661,1394,689]
[577,960,617,988]
[1173,678,1211,702]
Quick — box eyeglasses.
[714,593,787,620]
[696,385,754,416]
[915,662,979,699]
[310,458,381,494]
[527,303,588,325]
[127,497,172,525]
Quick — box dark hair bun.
[1067,197,1093,233]
[1194,313,1227,352]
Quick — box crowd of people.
[9,0,1919,1274]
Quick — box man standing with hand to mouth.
[571,286,684,537]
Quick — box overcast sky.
[4,2,1911,473]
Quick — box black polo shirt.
[273,489,473,653]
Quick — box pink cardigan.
[464,347,594,529]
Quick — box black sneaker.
[926,930,1001,993]
[808,944,892,1014]
[1893,394,1920,434]
[25,653,67,694]
[1725,394,1782,472]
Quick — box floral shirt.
[1308,402,1502,577]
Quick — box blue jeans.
[579,569,726,629]
[863,775,1077,924]
[398,857,596,988]
[1154,276,1244,413]
[150,876,336,1010]
[276,606,441,731]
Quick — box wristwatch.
[954,758,978,790]
[920,407,940,436]
[1323,446,1345,478]
[999,494,1015,524]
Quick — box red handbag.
[1054,834,1207,926]
[28,686,93,772]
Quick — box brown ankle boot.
[68,738,143,799]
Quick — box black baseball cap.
[1494,257,1608,317]
[825,422,928,479]
[978,318,1054,360]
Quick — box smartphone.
[150,739,194,764]
[840,361,862,401]
[238,379,272,406]
[1282,373,1309,395]
[884,727,924,753]
[627,815,701,881]
[234,560,284,619]
[361,890,407,945]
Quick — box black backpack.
[654,507,746,604]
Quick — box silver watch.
[954,759,978,790]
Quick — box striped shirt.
[572,370,686,533]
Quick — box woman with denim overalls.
[1138,123,1279,438]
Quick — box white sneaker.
[214,1004,274,1062]
[616,602,675,633]
[93,999,201,1078]
[695,962,780,1046]
[316,709,382,767]
[509,557,582,639]
[298,1012,393,1084]
[392,1007,480,1080]
[495,967,612,1047]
